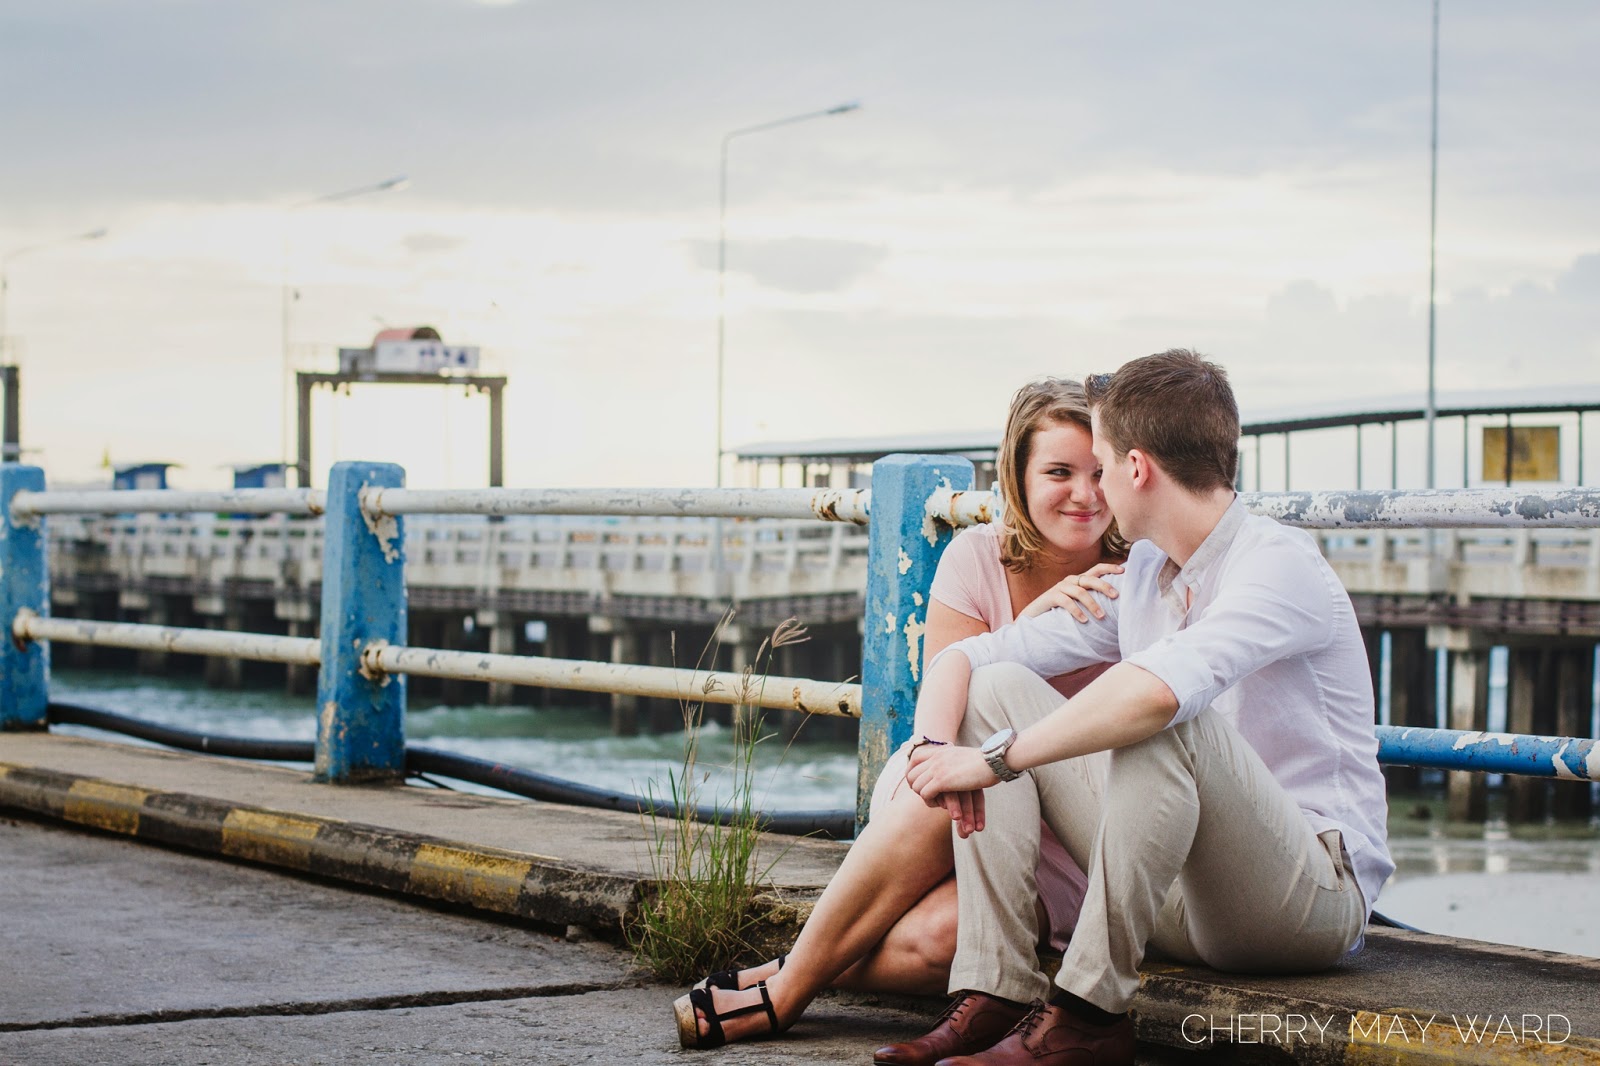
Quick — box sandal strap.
[754,979,779,1033]
[686,980,780,1049]
[703,951,789,991]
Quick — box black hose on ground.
[45,701,855,839]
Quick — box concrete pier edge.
[4,739,1599,1064]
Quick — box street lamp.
[280,175,410,485]
[1,226,110,364]
[1424,0,1440,489]
[715,102,860,487]
[1,226,109,462]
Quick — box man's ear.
[1125,448,1153,489]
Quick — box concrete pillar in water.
[1433,625,1490,822]
[590,615,638,736]
[1553,644,1596,820]
[137,597,171,675]
[284,620,315,697]
[1505,645,1546,822]
[203,606,246,689]
[646,625,683,733]
[483,610,517,706]
[728,625,761,740]
[1384,628,1432,793]
[1360,625,1383,707]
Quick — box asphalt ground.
[0,815,1207,1066]
[4,733,1600,1064]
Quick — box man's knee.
[1105,717,1191,785]
[960,662,1039,743]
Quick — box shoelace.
[936,993,976,1026]
[1006,1001,1050,1040]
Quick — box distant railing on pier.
[2,460,1598,838]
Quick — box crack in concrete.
[0,980,627,1033]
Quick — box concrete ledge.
[0,761,646,932]
[5,735,1599,1064]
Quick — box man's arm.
[905,661,1177,837]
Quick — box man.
[876,350,1392,1066]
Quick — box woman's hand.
[906,742,999,838]
[1019,562,1124,622]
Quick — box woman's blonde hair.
[996,377,1130,573]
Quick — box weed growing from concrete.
[626,612,809,983]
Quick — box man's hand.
[906,743,999,838]
[1018,562,1124,621]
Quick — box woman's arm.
[915,599,987,742]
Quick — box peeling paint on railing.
[11,488,326,519]
[927,487,999,529]
[1239,487,1600,529]
[14,610,321,665]
[1378,725,1597,779]
[358,643,862,718]
[361,487,872,524]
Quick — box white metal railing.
[44,513,870,597]
[12,610,861,717]
[361,486,871,524]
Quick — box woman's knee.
[886,887,959,971]
[962,662,1039,741]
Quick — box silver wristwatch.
[980,728,1022,782]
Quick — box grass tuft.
[625,610,809,983]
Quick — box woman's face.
[1022,421,1113,557]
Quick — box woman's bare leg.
[833,875,958,995]
[692,780,955,1041]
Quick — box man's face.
[1090,411,1137,536]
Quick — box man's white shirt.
[937,499,1395,915]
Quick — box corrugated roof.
[733,385,1600,461]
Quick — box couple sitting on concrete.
[672,349,1394,1066]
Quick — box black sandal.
[693,951,788,992]
[672,979,780,1049]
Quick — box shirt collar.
[1155,496,1246,604]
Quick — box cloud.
[689,237,888,294]
[402,232,469,254]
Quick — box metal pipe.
[360,643,862,718]
[1377,725,1597,781]
[926,486,999,527]
[362,486,871,524]
[13,611,321,665]
[935,486,1600,530]
[1237,487,1600,529]
[11,488,325,519]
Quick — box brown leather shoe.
[933,1002,1135,1066]
[873,991,1030,1066]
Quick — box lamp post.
[1,226,109,462]
[715,102,859,487]
[280,175,409,486]
[1425,0,1440,489]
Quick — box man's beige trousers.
[948,662,1367,1011]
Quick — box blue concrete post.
[315,461,407,783]
[0,464,48,731]
[859,453,974,831]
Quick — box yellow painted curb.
[407,842,532,912]
[63,779,148,835]
[220,808,324,870]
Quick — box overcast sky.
[3,0,1598,489]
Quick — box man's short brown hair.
[1085,349,1239,494]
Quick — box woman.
[675,378,1127,1050]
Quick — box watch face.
[983,728,1016,754]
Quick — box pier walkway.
[5,732,1598,1064]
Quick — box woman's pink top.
[931,523,1106,947]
